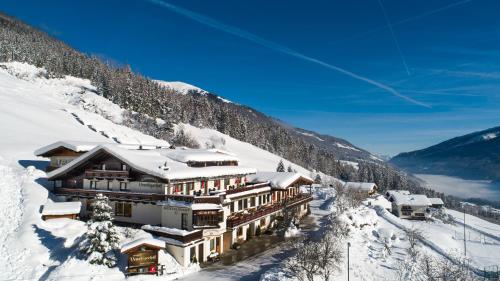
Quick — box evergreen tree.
[276,159,285,172]
[287,165,293,172]
[314,174,322,184]
[81,193,120,267]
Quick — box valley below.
[415,174,500,201]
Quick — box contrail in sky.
[330,0,473,47]
[377,0,411,76]
[146,0,431,108]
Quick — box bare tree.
[405,227,423,260]
[317,233,344,281]
[285,240,321,281]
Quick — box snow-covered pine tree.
[81,193,120,267]
[314,174,322,184]
[276,159,285,172]
[287,165,293,172]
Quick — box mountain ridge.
[390,126,500,180]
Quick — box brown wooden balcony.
[226,194,313,228]
[54,187,165,203]
[54,187,224,205]
[84,169,129,179]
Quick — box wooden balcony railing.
[84,169,129,179]
[54,187,224,205]
[54,187,165,202]
[226,194,313,228]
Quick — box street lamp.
[463,208,467,257]
[347,242,351,281]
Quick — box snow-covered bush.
[80,193,120,267]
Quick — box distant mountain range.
[390,126,500,181]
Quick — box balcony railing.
[84,169,129,179]
[226,194,313,228]
[54,187,165,202]
[55,187,224,205]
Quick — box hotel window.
[173,183,183,193]
[107,180,112,190]
[101,163,106,170]
[214,180,220,189]
[90,181,97,189]
[55,180,62,188]
[224,179,230,188]
[210,239,215,251]
[186,182,194,191]
[119,182,128,191]
[243,199,248,209]
[260,218,266,227]
[237,227,243,237]
[115,202,132,217]
[235,177,241,185]
[250,197,255,207]
[238,200,243,211]
[230,202,234,213]
[121,164,127,171]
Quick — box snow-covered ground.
[415,173,500,200]
[0,62,317,280]
[1,61,499,281]
[259,189,500,281]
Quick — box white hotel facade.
[37,141,313,266]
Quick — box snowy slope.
[0,62,318,280]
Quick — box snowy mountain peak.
[155,80,207,95]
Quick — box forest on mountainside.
[0,12,441,197]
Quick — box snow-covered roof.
[47,145,256,181]
[164,148,239,163]
[191,203,223,211]
[225,185,272,199]
[41,201,81,215]
[391,193,431,206]
[35,140,170,157]
[141,225,200,236]
[428,197,444,205]
[120,238,165,253]
[344,182,377,192]
[246,172,313,190]
[35,140,105,156]
[385,190,410,197]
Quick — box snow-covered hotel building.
[37,141,313,266]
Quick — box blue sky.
[1,0,499,156]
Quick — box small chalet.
[344,182,378,196]
[120,238,166,275]
[387,191,431,220]
[35,140,104,171]
[41,201,81,220]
